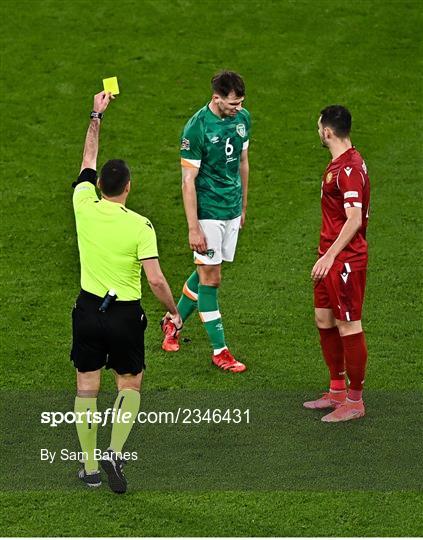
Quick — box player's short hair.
[99,159,131,196]
[320,105,352,138]
[211,71,245,98]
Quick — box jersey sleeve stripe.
[181,158,201,168]
[353,202,363,208]
[344,203,352,208]
[242,140,249,150]
[139,256,159,261]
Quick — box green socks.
[74,396,98,473]
[198,284,226,352]
[177,273,227,354]
[177,270,199,322]
[110,389,141,454]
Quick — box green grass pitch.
[1,0,422,536]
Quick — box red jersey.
[319,147,370,267]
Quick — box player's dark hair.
[99,159,131,196]
[320,105,352,138]
[211,71,245,98]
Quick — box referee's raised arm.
[80,91,113,172]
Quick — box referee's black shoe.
[101,449,127,494]
[78,467,102,488]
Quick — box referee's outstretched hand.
[93,91,114,114]
[164,312,183,332]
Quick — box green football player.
[161,71,250,373]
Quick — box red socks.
[318,328,368,401]
[342,332,368,401]
[318,327,346,390]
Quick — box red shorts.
[314,261,367,321]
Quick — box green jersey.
[180,104,250,220]
[73,181,158,301]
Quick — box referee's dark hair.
[99,159,131,196]
[320,105,352,138]
[212,71,245,98]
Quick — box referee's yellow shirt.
[73,181,158,301]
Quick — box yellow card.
[103,76,120,95]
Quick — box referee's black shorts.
[70,290,147,375]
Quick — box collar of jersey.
[99,197,126,210]
[331,146,355,165]
[206,102,238,122]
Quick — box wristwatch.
[90,111,104,120]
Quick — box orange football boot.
[212,348,246,373]
[161,319,180,352]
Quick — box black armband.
[72,168,98,188]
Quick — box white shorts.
[194,216,241,265]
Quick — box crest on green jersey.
[181,138,190,150]
[236,123,246,137]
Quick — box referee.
[71,91,182,494]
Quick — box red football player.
[304,105,370,422]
